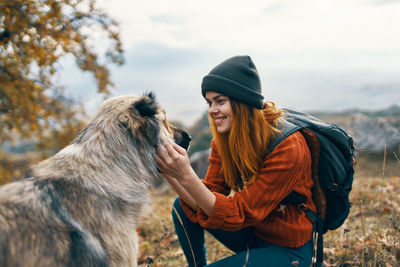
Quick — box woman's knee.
[173,196,181,208]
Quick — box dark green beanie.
[201,55,264,109]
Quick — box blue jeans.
[172,197,313,267]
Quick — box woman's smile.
[214,116,226,125]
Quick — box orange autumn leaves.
[0,0,124,183]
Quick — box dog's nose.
[179,130,192,150]
[182,131,192,142]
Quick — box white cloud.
[62,0,400,126]
[97,0,400,71]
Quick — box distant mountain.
[310,104,400,118]
[307,105,400,153]
[187,112,209,140]
[344,113,400,153]
[186,112,212,156]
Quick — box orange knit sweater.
[180,131,316,248]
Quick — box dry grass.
[137,156,400,266]
[322,175,400,266]
[136,185,234,267]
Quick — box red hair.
[210,100,283,191]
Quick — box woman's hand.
[156,143,199,210]
[155,142,194,180]
[156,142,216,215]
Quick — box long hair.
[210,99,283,191]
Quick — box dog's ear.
[133,92,158,117]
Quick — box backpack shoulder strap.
[266,118,302,155]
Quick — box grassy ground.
[137,157,400,266]
[136,185,235,267]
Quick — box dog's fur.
[0,93,191,267]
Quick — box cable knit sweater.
[180,131,316,248]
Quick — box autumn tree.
[0,0,124,183]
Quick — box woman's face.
[205,91,233,134]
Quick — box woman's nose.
[208,103,218,114]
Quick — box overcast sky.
[62,0,400,127]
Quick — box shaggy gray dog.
[0,93,191,267]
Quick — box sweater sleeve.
[187,131,312,230]
[179,139,230,221]
[201,140,231,194]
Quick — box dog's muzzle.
[174,130,192,151]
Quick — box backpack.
[267,109,356,267]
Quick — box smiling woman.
[156,55,316,267]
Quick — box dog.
[0,92,191,267]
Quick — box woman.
[155,55,316,267]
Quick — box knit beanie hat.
[201,55,264,109]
